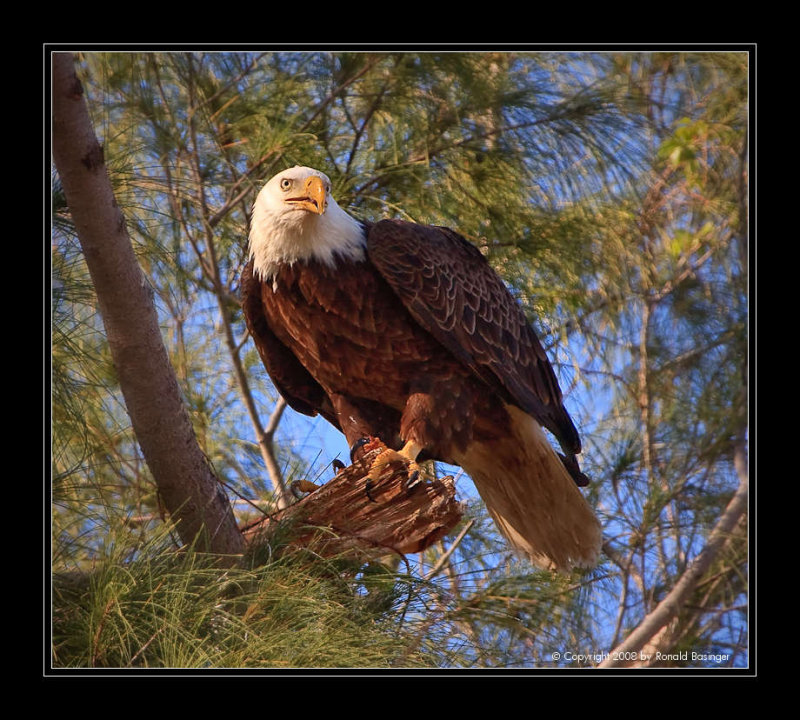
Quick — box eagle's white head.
[248,166,366,280]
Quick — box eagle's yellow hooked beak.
[288,175,327,215]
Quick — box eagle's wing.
[240,259,339,429]
[366,219,581,456]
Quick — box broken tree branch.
[242,440,464,562]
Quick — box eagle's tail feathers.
[459,404,602,572]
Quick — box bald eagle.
[242,166,601,571]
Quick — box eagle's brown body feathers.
[242,228,510,464]
[243,214,601,571]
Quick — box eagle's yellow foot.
[290,479,320,499]
[368,440,426,495]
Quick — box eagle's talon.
[349,437,371,463]
[405,468,424,493]
[368,440,426,496]
[365,478,378,503]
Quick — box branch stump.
[242,440,464,561]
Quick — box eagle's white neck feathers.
[248,166,366,281]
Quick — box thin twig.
[425,519,475,581]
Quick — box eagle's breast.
[259,258,447,408]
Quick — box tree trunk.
[52,52,464,566]
[51,52,245,557]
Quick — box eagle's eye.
[280,178,292,191]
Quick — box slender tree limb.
[179,58,292,508]
[256,397,290,507]
[636,513,747,666]
[425,519,475,581]
[300,55,383,137]
[598,447,748,668]
[52,52,244,557]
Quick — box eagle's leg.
[368,439,426,492]
[328,394,403,465]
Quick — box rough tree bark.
[52,52,245,557]
[242,440,463,560]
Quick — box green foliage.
[52,525,442,668]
